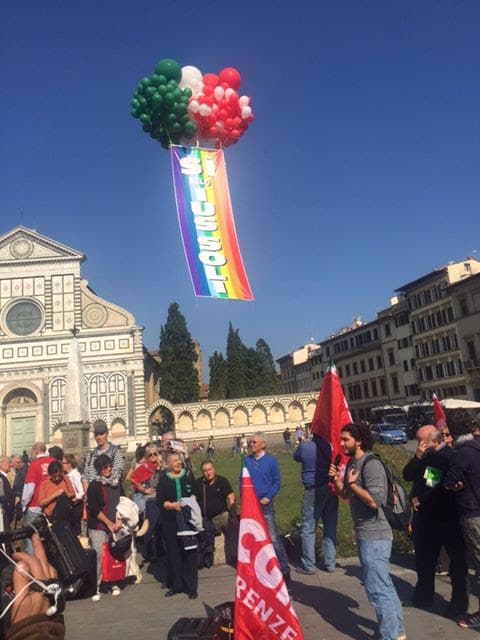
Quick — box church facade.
[0,226,148,454]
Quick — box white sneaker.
[91,592,101,602]
[111,585,121,597]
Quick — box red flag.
[432,393,447,428]
[310,362,352,466]
[234,466,303,640]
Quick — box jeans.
[261,502,289,576]
[356,538,405,640]
[23,509,42,555]
[300,486,338,571]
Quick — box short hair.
[252,431,266,445]
[32,442,47,455]
[166,452,181,466]
[94,454,112,473]
[48,460,63,475]
[448,409,473,439]
[201,460,214,472]
[0,456,9,466]
[64,453,78,469]
[340,423,374,452]
[49,446,64,461]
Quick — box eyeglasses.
[148,453,159,457]
[441,432,451,437]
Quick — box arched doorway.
[2,388,38,454]
[149,406,175,438]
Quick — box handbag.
[101,542,126,583]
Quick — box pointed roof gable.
[0,226,85,265]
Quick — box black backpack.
[361,454,411,531]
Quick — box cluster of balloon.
[181,66,254,147]
[130,58,196,149]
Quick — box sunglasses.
[148,453,159,457]
[441,432,451,437]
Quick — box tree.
[255,338,280,395]
[208,351,228,400]
[158,302,199,403]
[226,322,246,399]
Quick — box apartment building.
[319,320,389,422]
[377,297,421,405]
[395,259,480,401]
[277,343,319,394]
[448,272,480,401]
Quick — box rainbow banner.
[171,145,253,301]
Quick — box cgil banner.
[170,145,253,301]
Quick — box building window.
[384,323,391,338]
[371,380,378,397]
[363,381,369,398]
[391,374,399,394]
[377,355,383,369]
[345,364,351,377]
[387,349,395,366]
[360,360,366,373]
[459,298,469,316]
[353,362,358,375]
[380,378,387,396]
[368,357,374,371]
[5,300,43,336]
[403,360,409,372]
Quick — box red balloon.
[233,116,242,128]
[203,84,214,96]
[225,118,234,131]
[221,82,229,90]
[219,67,241,90]
[228,91,239,103]
[218,109,228,120]
[208,126,218,137]
[203,73,218,86]
[231,129,241,139]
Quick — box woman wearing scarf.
[156,453,199,599]
[86,453,122,602]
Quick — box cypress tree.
[208,351,228,400]
[226,322,246,399]
[158,302,199,403]
[255,338,280,395]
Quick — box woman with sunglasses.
[86,453,122,602]
[129,444,162,559]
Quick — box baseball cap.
[93,423,108,436]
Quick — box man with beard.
[330,423,405,640]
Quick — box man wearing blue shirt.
[244,432,290,584]
[294,434,338,574]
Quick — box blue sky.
[2,1,479,379]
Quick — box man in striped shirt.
[82,424,125,489]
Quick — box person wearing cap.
[82,424,125,489]
[86,454,122,602]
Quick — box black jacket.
[444,436,480,518]
[0,473,14,524]
[403,444,458,522]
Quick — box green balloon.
[139,113,151,125]
[167,79,178,89]
[184,121,196,137]
[151,92,162,107]
[145,86,156,98]
[131,109,140,119]
[154,58,181,82]
[156,85,168,96]
[164,92,175,105]
[141,77,151,87]
[172,88,181,100]
[181,113,191,124]
[142,122,151,132]
[138,96,147,107]
[167,112,177,124]
[150,74,161,86]
[182,88,193,99]
[174,103,187,116]
[130,98,140,109]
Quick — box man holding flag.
[235,462,303,640]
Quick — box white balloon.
[241,105,252,119]
[179,65,202,87]
[225,88,234,100]
[239,95,250,107]
[188,99,200,114]
[199,104,212,116]
[213,86,224,101]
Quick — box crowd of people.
[1,411,480,640]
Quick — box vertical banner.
[171,145,253,301]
